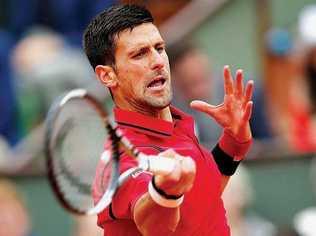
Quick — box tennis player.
[83,4,254,236]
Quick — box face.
[0,199,30,236]
[173,50,212,101]
[112,23,172,113]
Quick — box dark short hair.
[83,4,153,69]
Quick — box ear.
[95,65,118,88]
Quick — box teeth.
[148,79,165,87]
[152,80,162,87]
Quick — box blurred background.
[1,0,316,235]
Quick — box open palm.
[190,65,254,143]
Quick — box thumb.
[190,100,218,116]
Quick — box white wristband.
[148,180,184,208]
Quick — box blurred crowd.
[0,0,115,148]
[1,1,316,236]
[169,5,316,154]
[0,0,116,235]
[261,5,316,154]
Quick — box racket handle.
[146,156,176,175]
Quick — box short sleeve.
[111,153,152,219]
[112,174,152,219]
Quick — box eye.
[132,49,147,59]
[156,45,165,53]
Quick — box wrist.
[219,129,252,159]
[212,143,241,176]
[148,177,184,208]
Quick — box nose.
[150,49,164,71]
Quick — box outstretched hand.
[190,65,254,143]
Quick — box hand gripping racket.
[44,89,175,215]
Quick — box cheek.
[120,62,148,78]
[118,68,146,94]
[163,54,170,68]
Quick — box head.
[265,28,292,57]
[83,5,172,115]
[0,179,31,236]
[298,5,316,113]
[169,41,212,102]
[304,47,316,113]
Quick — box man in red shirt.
[83,4,254,236]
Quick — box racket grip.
[147,156,176,175]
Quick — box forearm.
[133,150,195,235]
[220,175,230,194]
[214,131,252,193]
[133,193,180,236]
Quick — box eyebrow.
[127,45,148,56]
[155,41,166,48]
[127,40,166,56]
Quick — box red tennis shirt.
[93,106,246,236]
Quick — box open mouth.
[147,77,166,88]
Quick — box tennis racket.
[44,88,175,215]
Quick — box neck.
[158,106,173,122]
[115,99,173,122]
[113,90,173,122]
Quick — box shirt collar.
[114,106,191,138]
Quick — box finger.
[235,69,243,99]
[179,157,196,192]
[154,154,189,195]
[158,148,176,158]
[242,101,253,122]
[244,80,254,103]
[223,65,234,95]
[155,160,182,187]
[190,100,219,116]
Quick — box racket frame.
[45,89,175,215]
[45,89,120,215]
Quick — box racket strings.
[96,126,120,192]
[46,90,125,214]
[50,98,108,212]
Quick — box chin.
[146,88,172,104]
[147,94,172,109]
[149,101,170,110]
